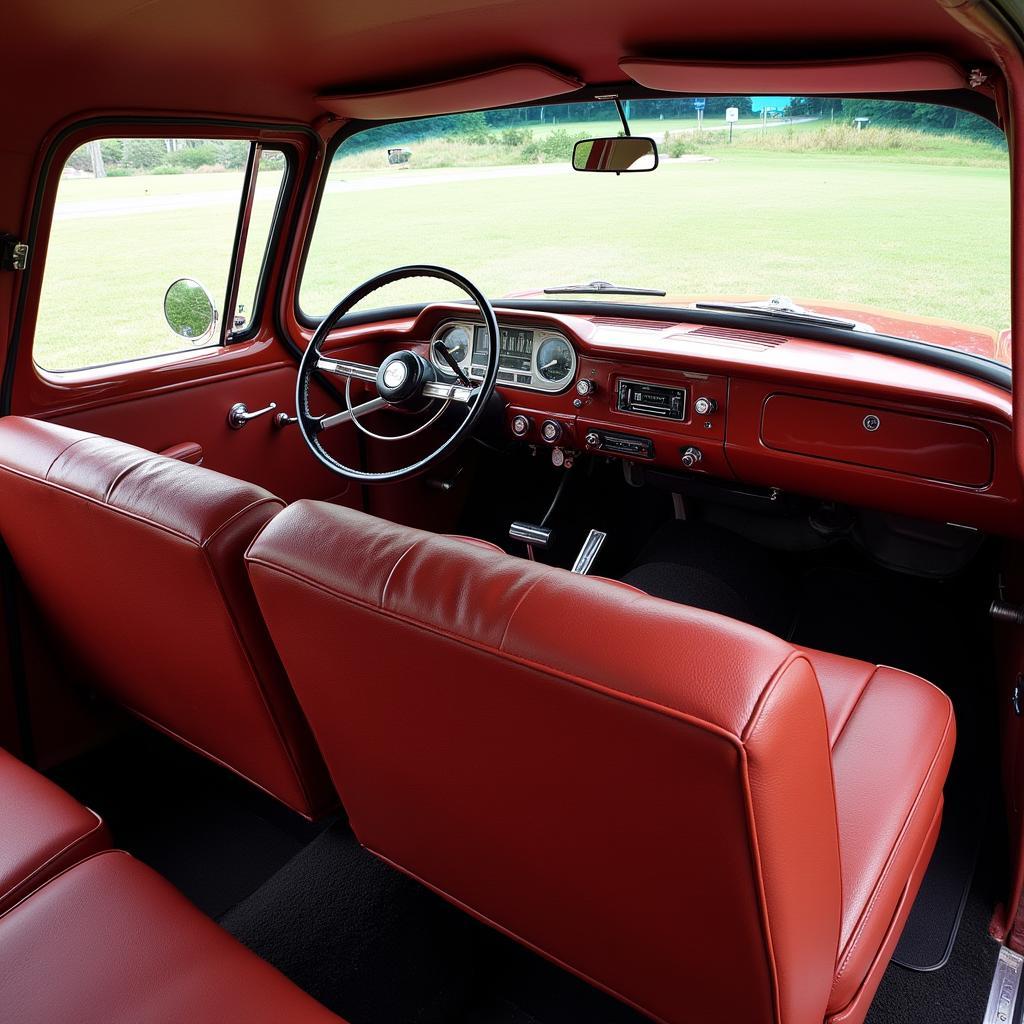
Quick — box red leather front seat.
[0,417,333,818]
[246,501,955,1024]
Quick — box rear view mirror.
[572,137,658,173]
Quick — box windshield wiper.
[544,279,667,297]
[694,296,872,332]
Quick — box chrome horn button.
[376,350,431,404]
[382,361,408,389]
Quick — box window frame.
[26,124,297,379]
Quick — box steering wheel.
[295,265,499,483]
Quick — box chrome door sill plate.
[984,946,1024,1024]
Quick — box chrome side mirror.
[572,137,659,173]
[164,278,218,345]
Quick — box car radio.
[616,379,686,420]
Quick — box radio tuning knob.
[584,431,601,449]
[681,446,704,469]
[693,396,717,416]
[511,414,532,437]
[576,379,596,397]
[540,419,563,444]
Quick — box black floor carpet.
[220,820,650,1024]
[50,727,324,917]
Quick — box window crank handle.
[227,401,277,430]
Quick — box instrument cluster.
[431,320,577,393]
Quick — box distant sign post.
[693,97,705,132]
[725,106,739,142]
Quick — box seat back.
[0,417,332,818]
[246,500,844,1024]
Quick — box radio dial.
[584,431,601,449]
[576,379,596,397]
[540,419,563,444]
[693,396,718,417]
[511,414,532,438]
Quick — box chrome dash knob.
[511,414,532,437]
[693,396,717,417]
[681,446,704,469]
[540,419,563,444]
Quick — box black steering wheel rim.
[295,265,500,484]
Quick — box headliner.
[3,0,1003,139]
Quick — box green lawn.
[35,149,1010,371]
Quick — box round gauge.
[438,325,471,365]
[536,336,574,383]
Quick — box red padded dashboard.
[322,304,1023,538]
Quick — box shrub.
[123,138,169,169]
[100,138,124,165]
[105,167,132,177]
[500,127,532,147]
[150,164,184,175]
[166,143,220,169]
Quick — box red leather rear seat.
[246,501,955,1024]
[0,849,344,1023]
[0,745,108,915]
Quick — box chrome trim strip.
[423,380,476,403]
[317,357,379,383]
[983,946,1023,1024]
[571,529,608,575]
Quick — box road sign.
[725,107,739,123]
[692,98,705,111]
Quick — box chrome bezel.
[430,319,577,394]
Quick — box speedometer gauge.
[439,325,470,364]
[536,337,573,383]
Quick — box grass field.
[35,141,1010,371]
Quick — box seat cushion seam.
[380,539,425,608]
[828,666,879,752]
[0,809,105,905]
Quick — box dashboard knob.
[511,414,532,438]
[681,446,704,469]
[540,419,563,444]
[584,431,601,449]
[693,396,717,417]
[575,379,596,397]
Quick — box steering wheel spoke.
[317,356,379,384]
[422,380,480,404]
[317,396,388,432]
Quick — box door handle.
[228,401,277,430]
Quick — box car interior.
[3,1,1024,1023]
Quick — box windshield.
[300,97,1010,364]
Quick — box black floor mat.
[49,727,324,917]
[892,803,981,971]
[866,841,1002,1024]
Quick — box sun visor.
[318,63,584,120]
[618,54,967,95]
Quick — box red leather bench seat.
[0,849,345,1024]
[246,501,955,1024]
[0,745,108,916]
